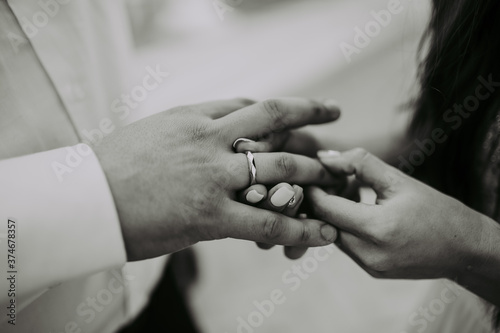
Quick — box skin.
[236,132,347,260]
[240,128,500,306]
[309,148,500,306]
[240,182,309,259]
[93,97,341,261]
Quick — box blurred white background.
[123,1,435,332]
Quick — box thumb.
[317,148,404,199]
[221,201,338,246]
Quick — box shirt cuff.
[0,144,127,303]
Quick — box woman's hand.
[308,148,500,283]
[239,182,311,259]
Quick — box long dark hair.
[409,0,500,328]
[411,0,500,199]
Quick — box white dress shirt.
[0,1,167,332]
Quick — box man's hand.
[233,104,345,260]
[94,98,340,261]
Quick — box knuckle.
[235,97,255,107]
[382,171,405,191]
[299,225,311,243]
[189,122,209,141]
[352,147,370,163]
[311,100,327,117]
[375,174,395,193]
[189,122,219,143]
[375,227,396,244]
[263,214,285,240]
[262,99,286,128]
[275,154,298,179]
[368,216,398,244]
[351,147,372,176]
[362,252,392,273]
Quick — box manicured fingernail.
[246,190,265,203]
[317,150,341,159]
[298,213,308,219]
[270,187,295,207]
[323,99,340,117]
[320,225,337,242]
[288,186,303,207]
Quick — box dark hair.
[411,0,500,197]
[409,0,500,328]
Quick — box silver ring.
[245,151,257,185]
[232,138,254,152]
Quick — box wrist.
[464,213,500,272]
[92,140,135,259]
[454,211,500,305]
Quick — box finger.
[254,153,343,186]
[323,176,348,196]
[238,184,268,204]
[234,132,289,153]
[195,98,256,119]
[282,185,304,217]
[235,129,319,156]
[257,184,304,254]
[341,177,362,202]
[305,186,378,237]
[234,130,319,156]
[220,201,338,246]
[248,183,294,251]
[259,183,296,213]
[284,246,308,260]
[228,153,341,189]
[228,152,344,190]
[317,148,405,199]
[218,98,340,141]
[256,242,275,250]
[282,130,321,157]
[255,183,297,252]
[225,153,345,191]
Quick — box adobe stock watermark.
[213,0,244,21]
[401,280,463,333]
[396,74,500,178]
[51,64,170,182]
[401,279,493,333]
[7,0,74,51]
[339,0,404,64]
[49,269,135,333]
[227,245,336,333]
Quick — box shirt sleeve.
[0,144,127,308]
